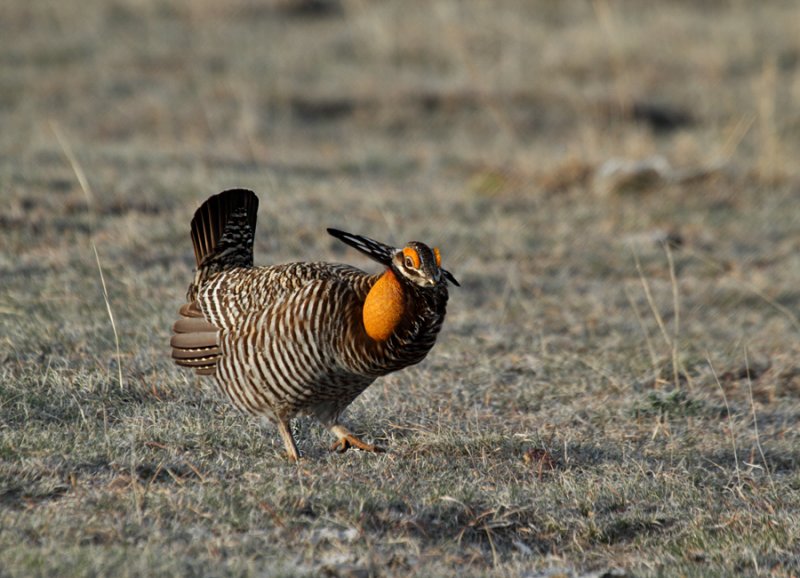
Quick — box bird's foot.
[330,433,385,454]
[328,424,385,454]
[330,435,385,453]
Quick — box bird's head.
[327,228,459,289]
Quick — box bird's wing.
[172,262,375,376]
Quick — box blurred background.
[4,0,798,344]
[2,1,799,576]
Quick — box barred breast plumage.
[170,189,459,461]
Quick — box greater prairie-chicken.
[171,189,458,461]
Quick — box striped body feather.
[171,189,453,459]
[193,262,447,424]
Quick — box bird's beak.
[442,269,460,287]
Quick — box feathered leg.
[277,418,300,462]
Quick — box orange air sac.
[363,269,406,341]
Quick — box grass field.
[2,0,800,576]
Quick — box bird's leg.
[277,418,300,462]
[329,424,385,454]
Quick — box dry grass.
[2,0,800,576]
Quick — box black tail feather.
[187,189,259,300]
[191,189,259,269]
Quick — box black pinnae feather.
[327,228,395,267]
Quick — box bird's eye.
[404,256,415,269]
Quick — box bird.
[170,189,458,461]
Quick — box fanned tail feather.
[188,188,259,299]
[171,311,220,375]
[173,189,260,376]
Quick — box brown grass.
[2,0,800,576]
